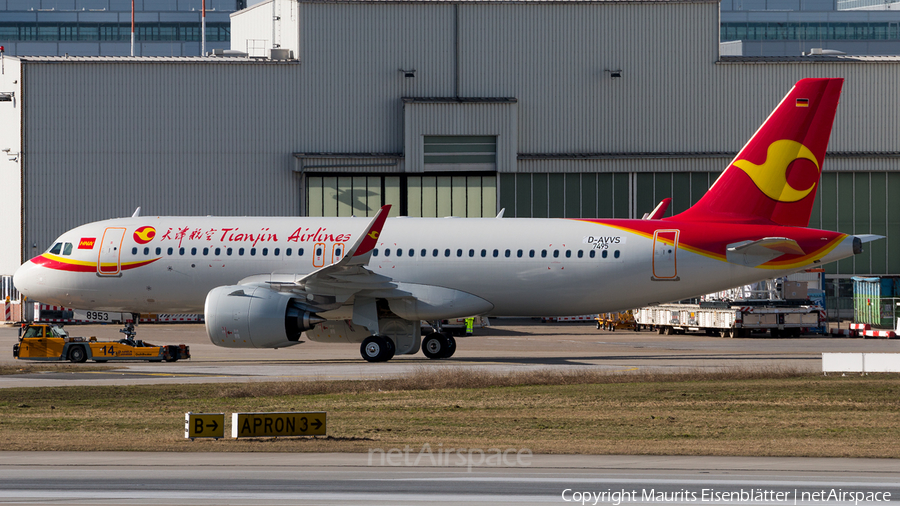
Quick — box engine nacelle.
[204,285,323,348]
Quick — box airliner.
[13,78,879,362]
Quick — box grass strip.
[1,368,898,457]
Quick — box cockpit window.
[62,243,74,255]
[49,243,62,255]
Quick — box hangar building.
[1,0,898,298]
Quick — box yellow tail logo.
[733,139,819,203]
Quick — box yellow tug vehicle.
[13,323,190,363]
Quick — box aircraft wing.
[725,237,805,267]
[273,205,396,297]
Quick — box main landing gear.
[422,332,456,360]
[360,335,396,362]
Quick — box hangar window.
[423,136,497,172]
[132,247,137,255]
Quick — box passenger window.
[191,247,197,255]
[202,247,208,255]
[274,248,280,256]
[421,249,427,257]
[179,248,185,255]
[493,249,499,258]
[432,249,438,257]
[132,247,137,255]
[143,247,149,255]
[602,250,608,258]
[457,249,463,257]
[227,248,233,256]
[517,249,523,258]
[553,250,559,258]
[49,243,62,254]
[215,247,221,256]
[529,250,535,258]
[541,250,547,258]
[566,250,571,258]
[167,247,173,255]
[286,248,292,256]
[397,249,402,257]
[250,248,257,256]
[481,249,486,257]
[409,249,414,257]
[577,250,583,258]
[63,243,73,255]
[262,248,268,256]
[590,250,596,258]
[299,248,304,256]
[614,250,620,258]
[505,249,511,258]
[385,249,391,257]
[373,249,379,257]
[239,248,245,256]
[444,249,451,257]
[468,249,475,257]
[156,247,161,255]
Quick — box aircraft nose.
[13,260,41,299]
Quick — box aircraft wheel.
[440,332,456,359]
[361,336,391,362]
[68,346,87,363]
[382,336,396,360]
[422,333,446,359]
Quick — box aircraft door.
[313,242,326,268]
[651,230,679,281]
[98,227,126,276]
[332,243,345,264]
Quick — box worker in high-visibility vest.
[465,317,475,336]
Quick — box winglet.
[349,205,391,259]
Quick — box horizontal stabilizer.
[855,234,885,244]
[726,237,805,267]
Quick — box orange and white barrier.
[863,329,897,339]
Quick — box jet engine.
[204,285,324,348]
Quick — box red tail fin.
[675,78,843,226]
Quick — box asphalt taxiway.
[1,453,898,505]
[2,319,898,388]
